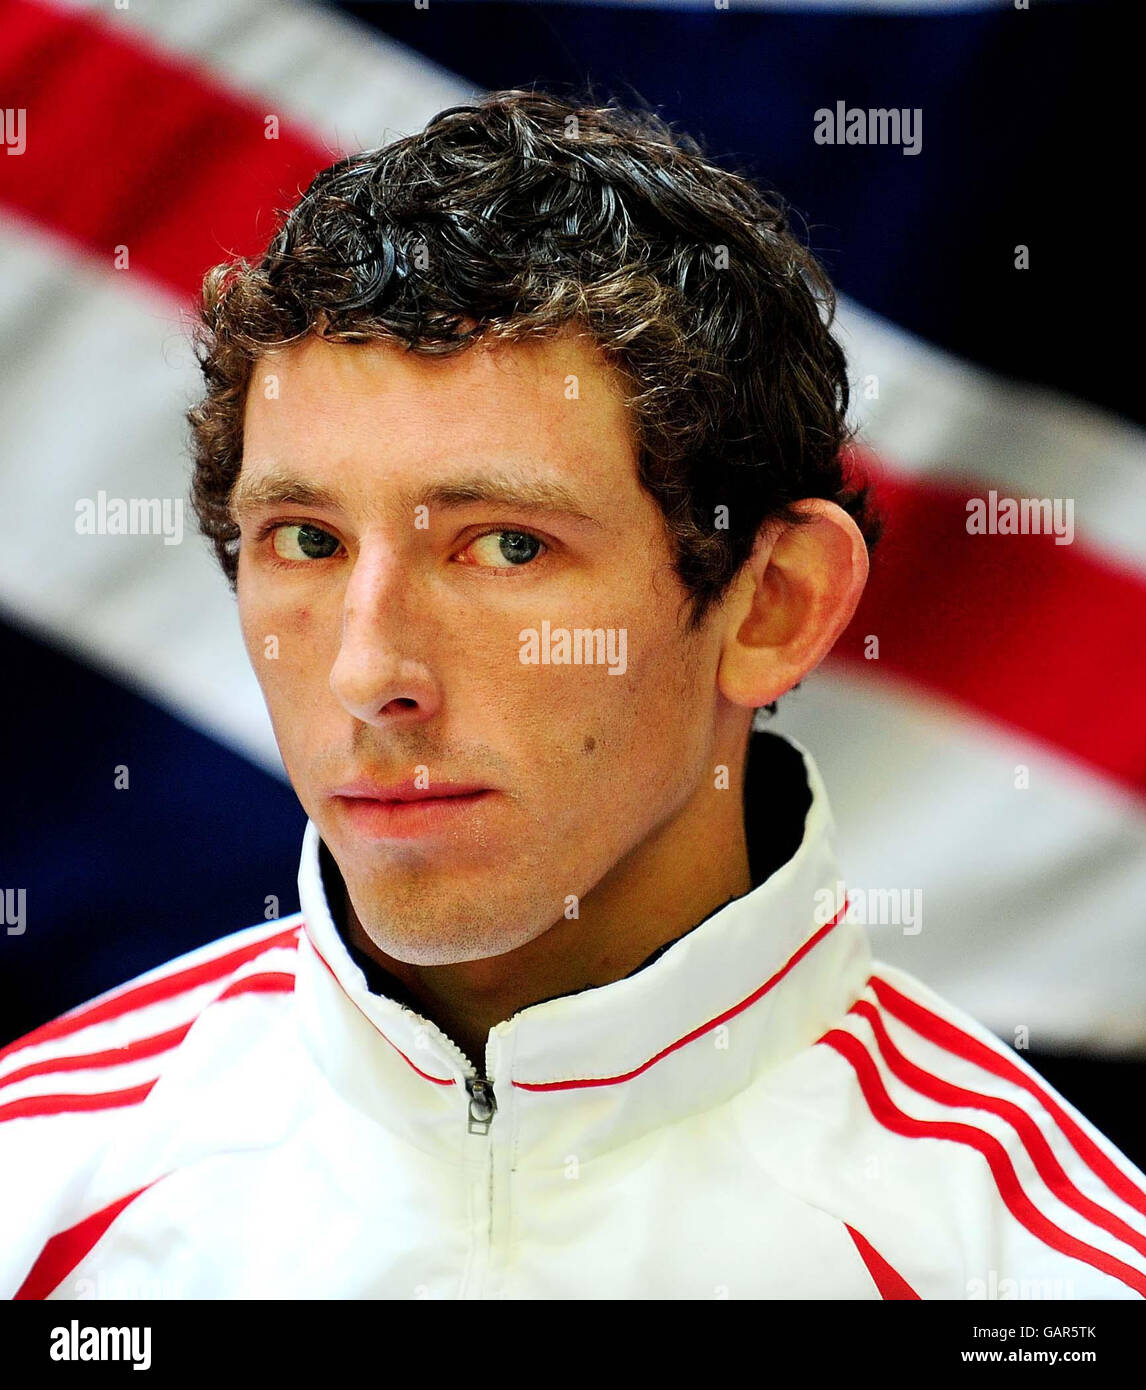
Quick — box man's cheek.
[244,616,291,692]
[245,595,324,668]
[241,614,325,742]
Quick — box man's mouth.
[328,778,496,840]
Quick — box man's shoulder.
[797,959,1146,1297]
[0,915,307,1298]
[852,961,1144,1168]
[0,914,306,1127]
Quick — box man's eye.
[272,524,342,561]
[464,530,546,568]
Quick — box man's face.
[235,328,727,965]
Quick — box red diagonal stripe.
[844,1224,920,1299]
[822,1028,1146,1297]
[0,0,338,298]
[0,971,297,1090]
[0,1021,192,1091]
[0,1079,156,1125]
[0,925,302,1064]
[835,459,1146,797]
[850,997,1146,1262]
[869,974,1146,1221]
[14,1177,165,1300]
[214,971,296,1003]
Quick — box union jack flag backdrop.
[1,0,1142,1163]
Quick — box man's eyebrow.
[229,474,342,521]
[415,476,604,528]
[229,471,606,529]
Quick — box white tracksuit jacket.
[3,733,1145,1300]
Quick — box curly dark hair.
[186,86,880,638]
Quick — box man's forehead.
[248,323,624,400]
[236,328,636,519]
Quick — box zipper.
[465,1075,497,1134]
[398,1005,500,1296]
[440,1029,498,1299]
[403,1004,498,1135]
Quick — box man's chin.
[323,823,505,883]
[343,882,562,967]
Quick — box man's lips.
[328,779,496,840]
[331,777,492,803]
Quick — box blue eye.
[272,524,342,561]
[466,531,545,567]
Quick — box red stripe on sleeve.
[14,1178,165,1300]
[844,1224,921,1299]
[869,974,1146,1221]
[0,1081,156,1125]
[822,1028,1146,1297]
[850,998,1146,1262]
[214,971,297,1003]
[0,926,301,1064]
[0,1023,193,1091]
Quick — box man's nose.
[328,547,442,727]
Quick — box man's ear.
[716,499,870,710]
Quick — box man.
[3,89,1144,1300]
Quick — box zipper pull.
[465,1076,497,1135]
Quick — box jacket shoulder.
[817,960,1146,1298]
[859,961,1146,1182]
[0,915,304,1297]
[1,913,305,1097]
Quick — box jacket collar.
[293,730,872,1160]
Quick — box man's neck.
[335,730,758,1070]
